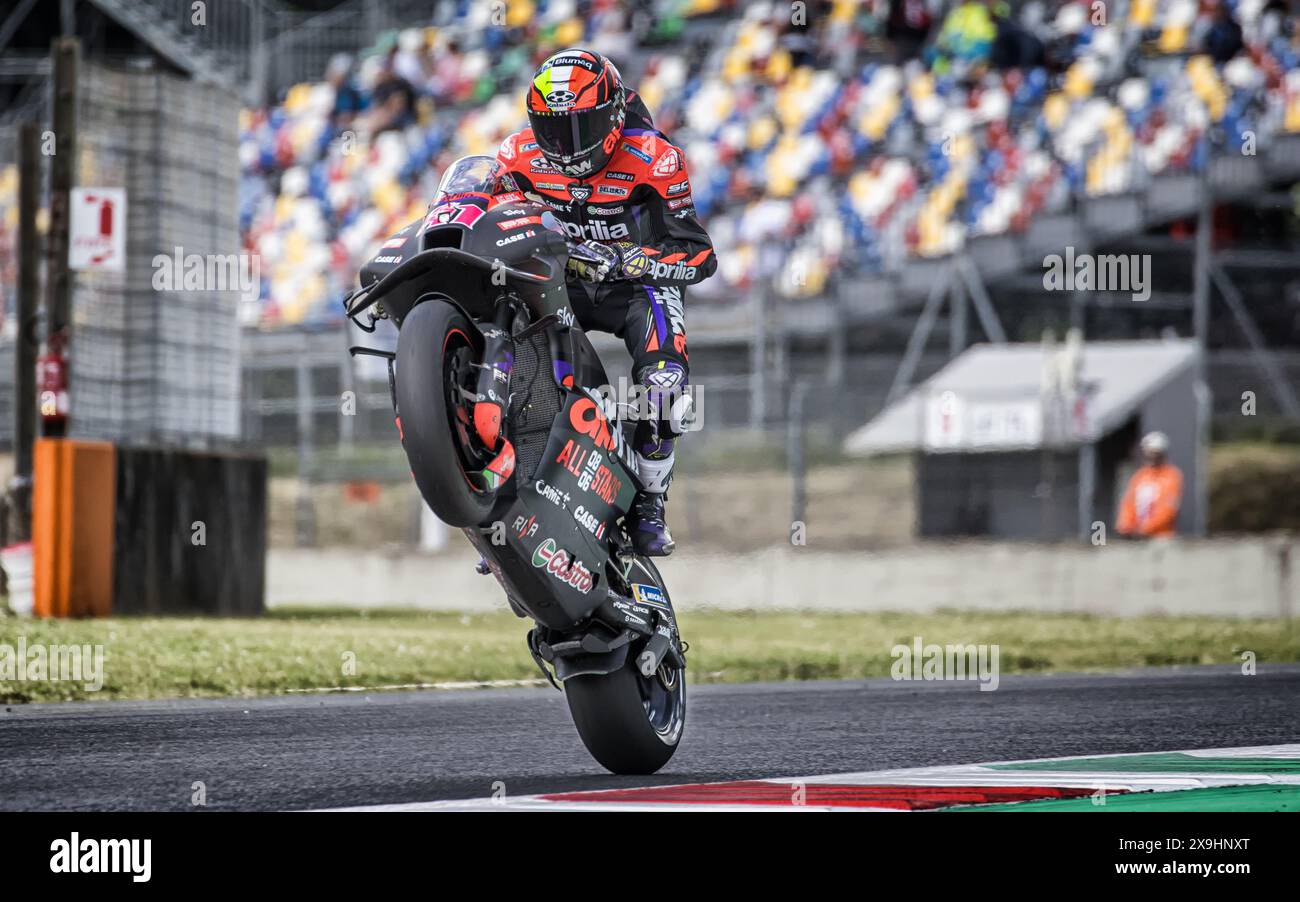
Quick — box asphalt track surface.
[1,665,1296,811]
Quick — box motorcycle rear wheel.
[564,655,685,775]
[395,300,495,527]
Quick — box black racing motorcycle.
[343,156,686,774]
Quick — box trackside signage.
[69,187,127,272]
[50,833,151,882]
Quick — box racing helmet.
[526,48,626,179]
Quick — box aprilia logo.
[561,219,630,241]
[649,259,697,281]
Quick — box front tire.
[395,300,495,527]
[564,654,685,775]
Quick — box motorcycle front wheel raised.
[394,300,496,527]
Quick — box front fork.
[472,300,519,490]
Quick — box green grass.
[0,608,1295,703]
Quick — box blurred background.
[1,0,1299,618]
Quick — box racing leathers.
[494,94,715,554]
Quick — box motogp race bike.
[343,156,686,774]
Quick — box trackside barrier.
[29,439,266,617]
[33,439,116,618]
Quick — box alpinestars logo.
[660,285,686,335]
[561,219,630,241]
[532,539,594,594]
[649,260,697,281]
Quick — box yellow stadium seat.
[284,83,313,113]
[555,18,583,46]
[1158,25,1188,53]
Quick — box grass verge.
[1,608,1295,703]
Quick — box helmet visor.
[530,99,618,164]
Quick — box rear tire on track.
[395,300,495,527]
[564,656,685,775]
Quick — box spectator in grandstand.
[1116,431,1184,538]
[886,0,933,63]
[1201,3,1244,64]
[495,49,716,556]
[927,0,996,77]
[989,3,1044,70]
[365,47,418,136]
[325,54,365,135]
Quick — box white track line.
[284,678,548,694]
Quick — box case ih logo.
[532,539,594,594]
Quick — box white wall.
[268,538,1297,618]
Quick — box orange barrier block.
[32,438,117,618]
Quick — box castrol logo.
[531,538,594,594]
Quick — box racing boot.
[626,449,675,556]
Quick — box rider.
[494,48,716,556]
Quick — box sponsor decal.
[649,259,697,281]
[555,306,576,329]
[667,179,690,196]
[587,204,625,216]
[498,137,516,160]
[661,286,686,336]
[549,54,597,70]
[667,195,694,210]
[596,184,630,197]
[560,219,630,241]
[497,215,542,230]
[425,202,484,229]
[545,89,577,106]
[611,599,648,626]
[569,390,638,476]
[554,441,624,506]
[495,230,535,246]
[573,504,607,540]
[532,538,594,594]
[530,156,556,172]
[373,255,401,264]
[632,583,669,610]
[567,183,593,202]
[534,479,572,508]
[606,171,635,182]
[621,143,653,164]
[652,148,681,178]
[534,180,566,191]
[521,142,539,152]
[382,237,407,249]
[513,514,538,539]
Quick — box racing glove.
[566,240,651,283]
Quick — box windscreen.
[435,155,502,201]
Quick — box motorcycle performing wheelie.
[344,156,686,774]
